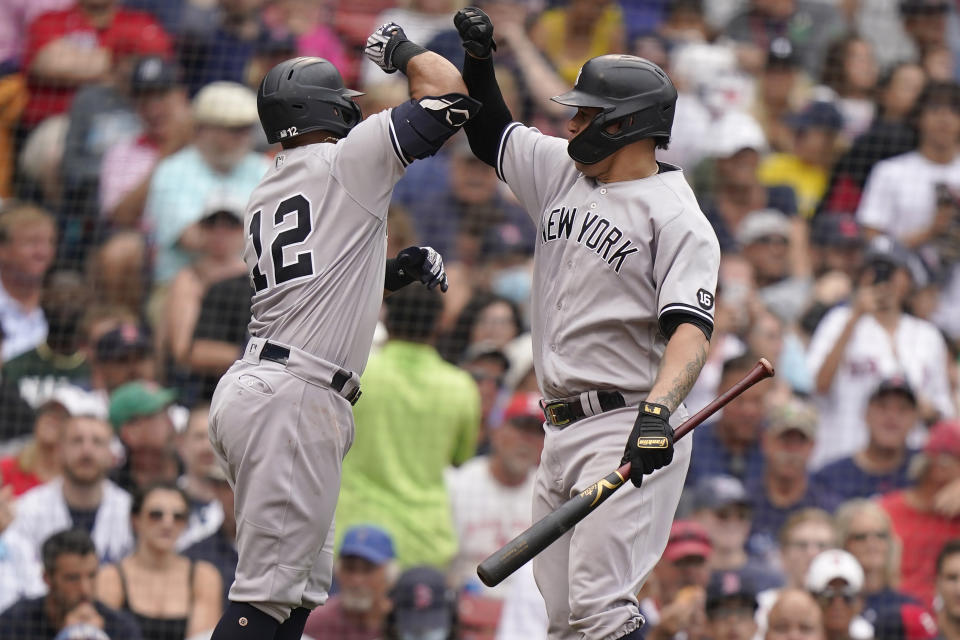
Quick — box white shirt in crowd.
[0,529,47,612]
[806,306,954,469]
[0,275,46,363]
[494,562,548,640]
[445,456,537,600]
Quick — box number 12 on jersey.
[248,194,315,293]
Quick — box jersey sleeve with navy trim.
[331,109,407,219]
[654,210,721,340]
[497,123,580,224]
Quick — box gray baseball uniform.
[496,123,720,639]
[208,110,406,622]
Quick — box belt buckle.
[545,402,570,427]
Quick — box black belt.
[541,390,626,427]
[260,341,362,406]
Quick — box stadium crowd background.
[1,0,960,639]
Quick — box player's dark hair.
[936,538,960,575]
[820,35,873,98]
[439,292,523,363]
[42,528,96,574]
[910,81,960,132]
[131,480,190,517]
[384,285,445,343]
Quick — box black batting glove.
[454,7,497,58]
[397,246,448,292]
[621,402,674,487]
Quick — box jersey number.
[249,194,315,293]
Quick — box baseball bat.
[476,357,775,588]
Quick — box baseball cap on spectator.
[805,549,864,593]
[502,392,545,433]
[810,214,862,247]
[199,191,246,227]
[787,100,844,132]
[391,566,456,636]
[95,323,152,362]
[863,235,913,271]
[737,209,791,247]
[766,398,818,440]
[706,568,758,613]
[193,82,259,128]
[693,474,751,512]
[767,37,800,69]
[869,377,917,406]
[707,110,768,158]
[665,520,712,562]
[924,419,960,458]
[900,0,950,16]
[36,385,107,420]
[460,340,510,371]
[339,525,395,564]
[130,56,180,96]
[109,382,176,430]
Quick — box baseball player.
[206,26,480,640]
[454,9,720,640]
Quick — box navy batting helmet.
[551,55,677,164]
[257,57,363,144]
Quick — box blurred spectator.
[458,342,510,452]
[337,286,480,569]
[2,270,90,391]
[807,236,954,468]
[304,524,397,640]
[184,272,252,383]
[0,202,56,362]
[688,475,782,591]
[384,566,459,640]
[0,0,73,67]
[777,509,839,591]
[178,0,269,94]
[440,292,524,365]
[446,391,545,599]
[748,398,839,562]
[492,563,547,640]
[95,482,222,639]
[0,529,142,640]
[142,81,266,291]
[809,214,864,280]
[722,0,844,77]
[737,209,813,325]
[99,56,191,227]
[0,483,46,612]
[687,354,768,488]
[764,588,826,640]
[648,522,712,640]
[881,419,960,606]
[813,378,919,503]
[89,322,155,397]
[174,404,223,550]
[694,110,797,252]
[19,0,171,129]
[804,549,872,640]
[261,0,351,84]
[935,539,960,640]
[752,37,811,154]
[184,463,236,610]
[0,385,102,496]
[820,62,925,216]
[835,499,917,625]
[108,382,179,494]
[0,72,27,200]
[900,0,951,64]
[529,0,625,85]
[704,568,759,640]
[759,100,845,218]
[818,36,879,143]
[8,414,133,566]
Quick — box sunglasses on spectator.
[816,587,858,605]
[715,505,751,521]
[847,530,889,543]
[755,235,789,246]
[146,509,189,524]
[786,539,831,552]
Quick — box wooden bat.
[476,358,775,588]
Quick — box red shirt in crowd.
[0,456,42,496]
[880,490,960,607]
[21,5,170,127]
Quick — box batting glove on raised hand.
[622,402,674,486]
[364,22,409,74]
[397,246,448,292]
[454,7,497,58]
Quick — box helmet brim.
[550,89,610,108]
[340,88,364,98]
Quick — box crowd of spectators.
[2,0,960,639]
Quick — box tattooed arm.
[645,324,709,413]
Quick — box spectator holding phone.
[806,236,955,469]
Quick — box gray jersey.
[497,123,721,400]
[244,110,406,375]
